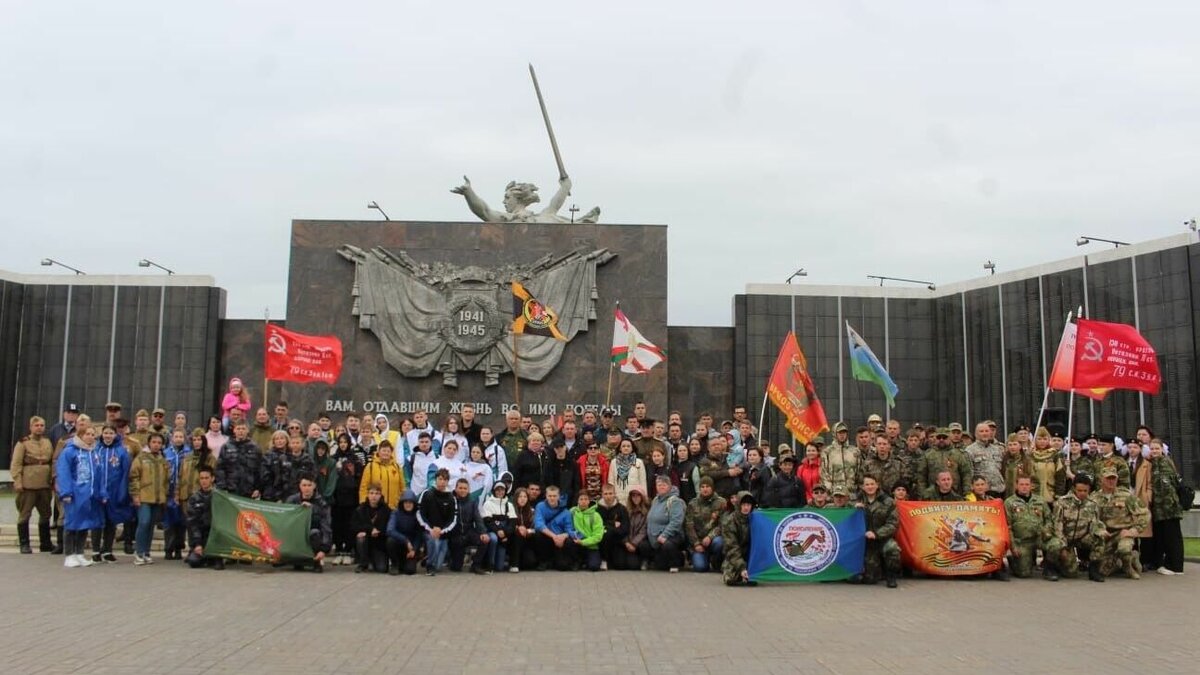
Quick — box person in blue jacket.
[90,424,132,563]
[534,485,579,571]
[56,425,104,568]
[385,489,424,575]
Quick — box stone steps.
[0,526,170,552]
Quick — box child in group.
[220,378,252,432]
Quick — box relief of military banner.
[338,245,614,387]
[895,500,1010,576]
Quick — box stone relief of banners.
[338,245,615,387]
[895,500,1010,576]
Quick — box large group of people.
[8,378,1191,587]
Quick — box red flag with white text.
[1047,321,1109,401]
[264,324,343,384]
[1071,319,1160,394]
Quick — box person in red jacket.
[797,442,822,502]
[576,441,610,502]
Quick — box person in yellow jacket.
[129,432,173,565]
[360,440,405,510]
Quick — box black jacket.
[454,495,486,540]
[512,449,547,490]
[215,437,264,498]
[763,471,805,509]
[352,500,392,537]
[596,500,630,539]
[186,488,213,548]
[543,452,579,501]
[285,491,332,553]
[417,488,458,533]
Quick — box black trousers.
[599,531,625,567]
[385,538,421,575]
[90,523,116,554]
[1154,518,1185,573]
[1138,536,1159,569]
[355,535,389,572]
[508,534,539,570]
[535,533,578,570]
[449,534,489,571]
[580,547,602,571]
[649,538,683,571]
[332,506,355,553]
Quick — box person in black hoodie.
[596,484,631,571]
[508,487,538,572]
[285,473,332,573]
[417,468,458,576]
[332,450,362,565]
[184,466,223,570]
[352,483,392,573]
[763,454,805,508]
[215,421,264,499]
[449,478,490,574]
[544,440,579,504]
[385,490,422,575]
[512,433,548,489]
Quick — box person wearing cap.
[1029,426,1064,503]
[1051,475,1108,582]
[827,421,851,453]
[1004,475,1062,580]
[148,407,169,435]
[763,454,803,509]
[48,404,81,448]
[1000,433,1036,499]
[221,377,252,430]
[1093,434,1131,489]
[830,485,852,508]
[946,422,966,450]
[862,435,906,497]
[352,483,393,573]
[820,423,861,496]
[916,428,972,496]
[481,479,516,572]
[129,410,151,453]
[544,439,580,505]
[11,415,56,554]
[721,490,758,587]
[684,476,726,572]
[856,475,900,588]
[809,484,831,509]
[100,402,123,429]
[866,413,883,435]
[1090,466,1148,579]
[964,422,1005,498]
[646,474,687,572]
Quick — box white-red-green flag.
[611,308,665,374]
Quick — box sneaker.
[600,561,608,571]
[64,555,82,568]
[425,570,435,577]
[1157,568,1176,576]
[79,555,94,567]
[102,552,118,563]
[669,567,680,574]
[143,554,154,565]
[133,555,147,566]
[509,567,519,573]
[92,553,103,564]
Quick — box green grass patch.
[1186,538,1200,559]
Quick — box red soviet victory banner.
[765,332,829,443]
[1047,321,1110,401]
[264,324,344,384]
[1072,319,1161,395]
[896,500,1010,576]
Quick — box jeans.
[135,503,163,556]
[691,536,724,572]
[485,532,508,570]
[425,533,449,571]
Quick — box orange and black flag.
[511,281,567,340]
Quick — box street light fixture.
[1076,235,1129,249]
[1186,219,1196,232]
[367,201,391,221]
[866,274,935,291]
[785,268,808,284]
[983,260,996,275]
[40,258,85,275]
[138,259,175,275]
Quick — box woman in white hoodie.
[464,444,493,505]
[480,477,516,572]
[440,415,469,459]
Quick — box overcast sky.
[3,2,1197,326]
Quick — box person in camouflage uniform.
[685,476,727,573]
[964,422,1005,497]
[1029,427,1065,502]
[856,475,900,588]
[820,423,860,495]
[1090,466,1149,579]
[1066,435,1100,484]
[1004,476,1063,580]
[1052,475,1109,582]
[721,491,757,586]
[1000,433,1036,499]
[947,422,968,450]
[861,436,906,497]
[896,431,924,490]
[922,470,964,501]
[915,429,971,495]
[1093,435,1131,489]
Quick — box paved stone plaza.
[1,552,1195,674]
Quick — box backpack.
[1177,478,1195,511]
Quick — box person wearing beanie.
[721,490,758,586]
[685,476,726,573]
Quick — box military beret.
[1096,433,1115,444]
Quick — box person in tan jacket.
[1127,440,1155,568]
[10,416,55,554]
[128,432,173,564]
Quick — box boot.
[1087,560,1105,583]
[52,527,64,555]
[17,523,33,554]
[885,571,898,589]
[992,564,1010,582]
[1042,560,1059,582]
[38,523,53,552]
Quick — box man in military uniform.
[820,423,860,495]
[947,422,967,450]
[721,490,757,586]
[885,419,905,453]
[896,431,923,488]
[827,422,851,454]
[1093,434,1131,489]
[964,422,1005,497]
[830,485,852,508]
[866,413,884,436]
[923,470,964,501]
[915,428,972,495]
[1052,475,1108,582]
[129,409,152,452]
[685,476,727,573]
[149,407,170,435]
[1091,466,1148,579]
[856,475,900,588]
[861,435,906,496]
[1004,475,1062,580]
[10,416,56,553]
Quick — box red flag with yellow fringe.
[765,332,829,444]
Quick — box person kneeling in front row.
[385,490,423,575]
[185,466,223,570]
[534,486,579,570]
[286,473,332,573]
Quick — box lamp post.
[40,258,85,275]
[138,259,175,274]
[784,267,807,337]
[866,274,936,291]
[1076,236,1129,249]
[983,260,996,275]
[367,201,390,221]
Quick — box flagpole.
[263,307,270,409]
[605,363,614,409]
[1032,309,1074,435]
[756,387,770,446]
[512,331,521,409]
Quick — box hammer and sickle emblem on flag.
[1081,337,1104,362]
[267,334,287,355]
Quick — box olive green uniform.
[1091,487,1148,578]
[1051,493,1106,578]
[820,445,860,495]
[859,493,901,583]
[915,446,972,495]
[861,455,906,497]
[721,507,751,585]
[1003,493,1062,577]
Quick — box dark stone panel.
[281,221,668,427]
[0,281,26,464]
[218,319,284,416]
[667,326,733,424]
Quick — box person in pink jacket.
[221,378,252,430]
